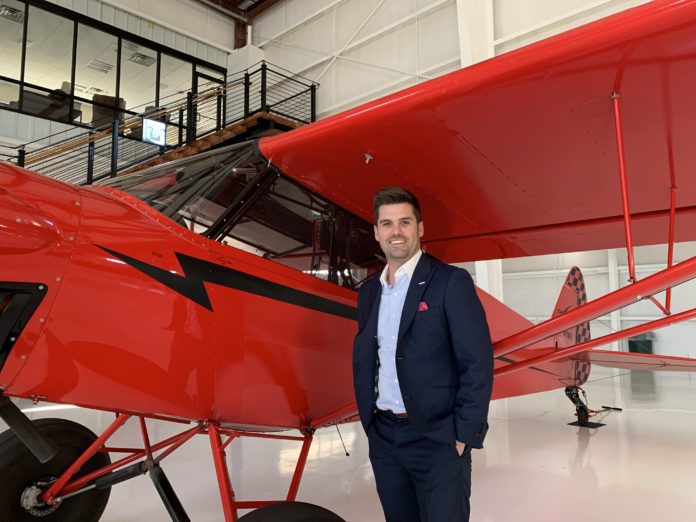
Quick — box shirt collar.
[379,250,423,287]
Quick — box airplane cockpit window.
[102,141,267,235]
[215,175,384,289]
[104,140,384,289]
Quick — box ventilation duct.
[0,4,24,23]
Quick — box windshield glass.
[103,139,384,288]
[102,141,267,235]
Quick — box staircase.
[9,62,316,185]
[119,111,302,176]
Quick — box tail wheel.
[0,418,111,521]
[576,405,590,426]
[238,501,345,521]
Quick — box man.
[353,187,494,522]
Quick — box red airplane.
[4,0,696,520]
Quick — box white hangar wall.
[49,0,232,65]
[248,0,696,361]
[249,0,647,117]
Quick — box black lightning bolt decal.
[99,246,357,320]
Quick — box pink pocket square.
[418,301,429,312]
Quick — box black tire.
[238,501,346,522]
[0,418,111,521]
[577,405,589,426]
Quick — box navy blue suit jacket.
[353,254,493,448]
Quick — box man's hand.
[456,440,466,456]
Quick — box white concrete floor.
[5,366,696,521]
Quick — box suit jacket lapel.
[397,254,435,347]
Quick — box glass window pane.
[196,64,224,81]
[24,6,74,92]
[196,64,224,93]
[75,24,118,126]
[0,79,19,107]
[120,39,157,113]
[223,176,383,288]
[160,54,192,105]
[103,142,266,235]
[0,0,25,80]
[21,84,71,120]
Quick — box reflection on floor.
[4,367,696,521]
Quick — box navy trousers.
[368,411,472,522]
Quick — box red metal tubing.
[495,306,696,377]
[209,423,237,522]
[153,423,205,464]
[666,187,677,312]
[61,424,204,496]
[218,430,305,442]
[235,500,284,509]
[286,432,313,501]
[612,93,637,282]
[649,295,670,316]
[139,417,153,460]
[493,254,696,358]
[43,414,131,504]
[221,433,237,452]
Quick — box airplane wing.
[259,0,696,263]
[580,349,696,372]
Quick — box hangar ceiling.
[194,0,284,48]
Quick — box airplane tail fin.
[551,266,591,350]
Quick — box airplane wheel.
[577,405,589,426]
[0,418,111,521]
[238,501,345,521]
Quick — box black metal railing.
[5,62,317,185]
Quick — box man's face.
[374,202,424,264]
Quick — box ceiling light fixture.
[129,52,156,67]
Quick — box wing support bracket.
[495,305,696,377]
[612,91,678,316]
[207,424,315,521]
[493,252,696,358]
[611,92,638,283]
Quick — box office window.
[24,6,73,93]
[74,24,118,127]
[0,0,24,105]
[0,79,19,107]
[0,1,225,127]
[120,39,157,113]
[196,64,225,91]
[194,64,225,135]
[160,54,192,104]
[160,54,192,145]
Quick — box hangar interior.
[3,0,696,521]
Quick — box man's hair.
[372,186,422,224]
